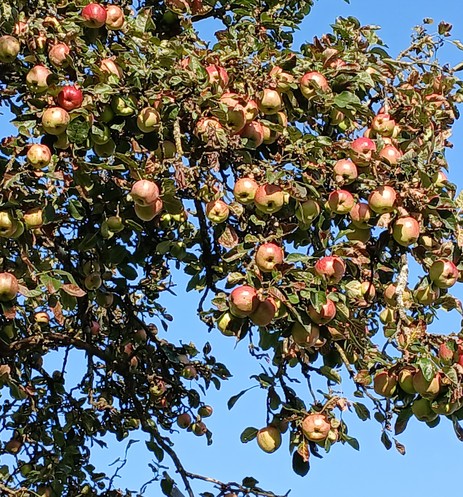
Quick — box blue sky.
[2,0,463,495]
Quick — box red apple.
[250,298,277,326]
[371,113,396,137]
[291,322,320,348]
[314,255,346,284]
[205,64,229,89]
[206,199,229,224]
[219,92,246,133]
[26,65,52,93]
[137,107,161,133]
[300,71,329,99]
[302,414,331,442]
[100,58,123,79]
[134,199,163,221]
[57,85,83,111]
[379,144,402,165]
[255,243,284,272]
[0,272,19,302]
[177,413,192,429]
[82,3,107,28]
[258,89,283,115]
[27,144,52,169]
[349,202,374,228]
[233,177,259,204]
[308,299,336,324]
[350,137,376,166]
[0,35,20,63]
[254,184,285,214]
[392,216,420,247]
[48,43,70,67]
[41,107,70,135]
[229,285,259,318]
[327,189,355,214]
[130,180,160,206]
[438,342,455,364]
[429,259,459,289]
[368,186,397,214]
[240,121,264,148]
[243,99,259,123]
[333,159,358,185]
[194,117,223,141]
[106,5,125,29]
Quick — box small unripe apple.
[106,5,125,30]
[229,285,259,318]
[368,186,397,214]
[23,208,43,229]
[177,413,191,428]
[255,243,284,272]
[308,299,336,324]
[93,139,116,157]
[206,199,229,224]
[0,35,20,63]
[27,144,52,169]
[240,121,265,148]
[233,177,259,204]
[5,438,22,454]
[412,398,438,423]
[131,180,160,206]
[26,65,52,93]
[350,137,376,166]
[250,298,277,326]
[300,71,329,99]
[291,322,319,348]
[192,421,207,436]
[111,95,137,116]
[412,370,441,399]
[258,89,283,115]
[137,107,161,133]
[256,426,281,453]
[106,215,124,233]
[0,272,19,302]
[302,413,331,442]
[57,85,83,111]
[84,272,102,291]
[82,3,107,28]
[327,189,355,214]
[392,216,420,247]
[296,199,320,224]
[333,159,358,185]
[134,199,163,221]
[181,364,197,379]
[0,212,19,238]
[414,284,440,306]
[346,224,371,243]
[198,405,213,418]
[48,43,70,67]
[429,259,459,289]
[373,370,397,397]
[90,124,111,145]
[42,107,70,135]
[314,255,346,284]
[254,184,285,214]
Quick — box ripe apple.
[291,322,319,348]
[392,216,420,247]
[240,121,264,148]
[254,184,285,214]
[131,180,160,206]
[371,113,396,137]
[333,159,358,185]
[233,177,258,204]
[258,89,283,115]
[229,285,259,318]
[0,35,20,63]
[243,99,259,123]
[26,65,52,93]
[368,186,397,214]
[438,342,454,364]
[308,299,336,324]
[412,370,441,399]
[269,66,294,92]
[349,202,373,228]
[327,189,355,214]
[137,107,161,133]
[250,298,277,326]
[256,426,281,453]
[82,3,107,28]
[34,312,50,325]
[350,137,376,166]
[0,212,19,238]
[135,199,163,221]
[412,398,438,423]
[23,208,43,229]
[296,199,320,224]
[100,58,123,79]
[314,255,346,284]
[398,367,416,394]
[373,370,397,397]
[302,414,331,442]
[205,64,229,89]
[0,272,19,301]
[379,144,402,165]
[27,144,52,169]
[177,413,192,429]
[48,43,70,67]
[194,117,223,141]
[206,199,229,224]
[255,243,284,272]
[42,107,70,135]
[346,224,371,243]
[57,85,83,111]
[429,259,459,289]
[106,5,125,29]
[300,71,329,99]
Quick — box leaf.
[218,226,239,249]
[452,417,463,441]
[394,439,406,455]
[61,284,86,298]
[227,387,254,410]
[344,435,360,451]
[67,117,90,144]
[68,198,85,221]
[242,476,259,488]
[240,427,258,443]
[381,431,392,450]
[333,91,362,109]
[394,408,412,435]
[417,357,435,382]
[320,365,342,384]
[352,402,370,421]
[292,449,310,476]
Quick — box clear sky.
[2,0,463,496]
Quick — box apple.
[256,426,281,453]
[300,71,329,99]
[429,259,459,289]
[240,121,264,148]
[229,285,259,318]
[258,89,283,115]
[57,85,83,111]
[291,322,320,348]
[0,35,20,63]
[438,342,454,364]
[100,58,123,80]
[349,202,373,228]
[106,216,124,233]
[327,189,355,214]
[250,298,277,326]
[413,370,441,399]
[371,113,396,137]
[379,144,402,165]
[255,243,284,272]
[48,43,70,67]
[194,117,223,141]
[135,199,163,221]
[350,137,376,166]
[206,199,229,224]
[111,95,137,116]
[192,421,207,436]
[414,284,440,306]
[412,398,438,423]
[269,66,294,92]
[93,139,116,157]
[90,321,100,336]
[308,299,336,324]
[90,124,111,145]
[398,367,416,394]
[392,216,420,247]
[137,107,161,133]
[84,272,102,291]
[27,144,52,169]
[314,255,346,284]
[216,312,241,337]
[333,159,358,185]
[131,180,160,206]
[431,170,447,189]
[0,212,21,238]
[198,405,213,418]
[34,311,50,325]
[243,99,259,123]
[26,65,52,93]
[431,399,461,416]
[82,3,107,28]
[368,186,397,214]
[302,414,331,442]
[360,281,376,301]
[106,5,125,29]
[233,177,258,204]
[5,439,22,454]
[346,224,371,243]
[296,199,320,224]
[24,208,43,229]
[205,64,229,89]
[177,413,191,428]
[373,370,397,397]
[383,283,412,307]
[254,184,285,214]
[0,272,19,301]
[42,107,70,135]
[96,291,114,308]
[181,364,197,379]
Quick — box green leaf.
[381,431,392,450]
[240,427,258,443]
[292,450,310,476]
[344,435,360,451]
[68,198,85,220]
[417,357,435,382]
[333,91,362,109]
[227,387,254,410]
[242,476,259,488]
[352,402,370,421]
[320,365,342,384]
[67,117,90,144]
[394,408,412,435]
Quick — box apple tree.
[1,0,463,496]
